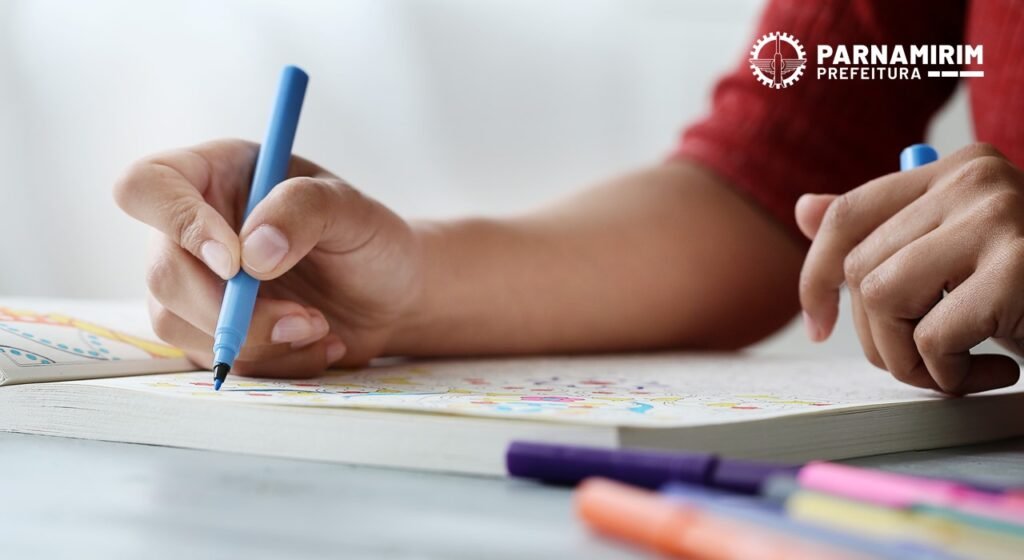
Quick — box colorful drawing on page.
[99,357,842,426]
[0,307,183,368]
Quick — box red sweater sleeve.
[673,0,965,239]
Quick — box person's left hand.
[796,143,1024,395]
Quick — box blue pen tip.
[213,362,230,391]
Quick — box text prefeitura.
[816,44,983,80]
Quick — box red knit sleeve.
[673,0,965,240]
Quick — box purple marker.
[506,441,797,494]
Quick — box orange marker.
[575,478,863,560]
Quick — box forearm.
[388,161,804,356]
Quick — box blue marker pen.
[900,143,939,171]
[212,65,308,390]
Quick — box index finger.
[799,145,1005,341]
[799,170,932,340]
[113,140,259,279]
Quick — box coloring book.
[3,299,1024,474]
[0,303,191,386]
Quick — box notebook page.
[0,299,192,385]
[82,354,1020,427]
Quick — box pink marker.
[797,462,1024,526]
[798,462,968,508]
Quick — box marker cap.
[711,457,799,494]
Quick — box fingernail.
[288,313,330,350]
[326,341,346,365]
[243,225,289,273]
[200,240,234,280]
[802,311,822,342]
[271,315,314,343]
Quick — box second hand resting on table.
[114,140,1024,394]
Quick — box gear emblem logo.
[749,32,806,89]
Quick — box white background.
[0,0,974,356]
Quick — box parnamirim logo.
[748,32,807,89]
[750,31,984,89]
[817,43,984,80]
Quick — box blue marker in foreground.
[901,143,938,171]
[212,65,309,390]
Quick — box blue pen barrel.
[243,66,309,217]
[213,272,260,368]
[211,65,308,373]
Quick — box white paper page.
[83,353,1016,427]
[0,299,193,385]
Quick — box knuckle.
[858,269,891,309]
[113,160,179,211]
[145,255,178,302]
[165,200,204,250]
[112,162,145,210]
[277,177,366,219]
[278,177,334,208]
[280,176,322,194]
[149,305,177,342]
[820,193,856,233]
[960,142,1004,160]
[971,190,1021,225]
[913,324,943,356]
[1003,239,1024,271]
[797,272,819,305]
[953,156,1015,190]
[323,179,365,212]
[944,143,1003,172]
[842,250,870,288]
[276,177,370,230]
[976,304,1002,341]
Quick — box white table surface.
[3,432,1024,560]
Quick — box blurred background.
[0,0,974,355]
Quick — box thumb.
[794,193,838,240]
[238,177,380,280]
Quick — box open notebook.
[2,299,1024,475]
